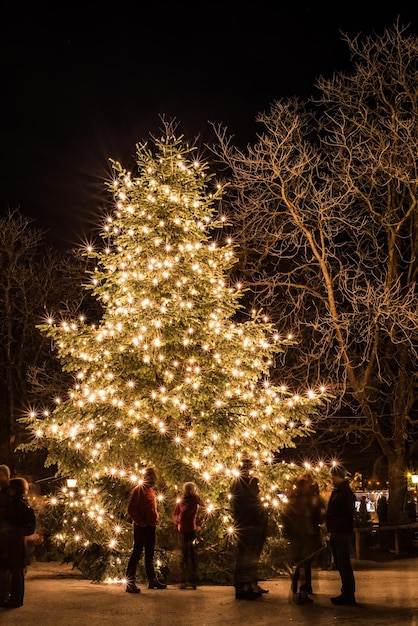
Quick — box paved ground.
[1,557,418,625]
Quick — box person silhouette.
[0,465,11,604]
[325,465,357,607]
[173,482,205,589]
[1,477,36,608]
[125,467,167,593]
[281,475,325,604]
[230,458,268,600]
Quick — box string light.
[23,133,329,581]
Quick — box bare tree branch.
[212,20,418,522]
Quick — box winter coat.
[230,475,267,536]
[173,494,204,533]
[127,484,158,527]
[0,485,10,562]
[281,492,324,562]
[325,480,356,535]
[1,494,36,569]
[406,500,417,522]
[377,497,388,525]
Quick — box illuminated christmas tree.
[23,129,327,581]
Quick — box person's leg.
[234,535,246,592]
[299,565,307,591]
[297,564,313,603]
[330,534,338,570]
[6,568,24,607]
[179,532,196,587]
[330,534,355,603]
[299,559,313,593]
[0,568,11,603]
[256,516,268,560]
[143,526,156,581]
[253,527,269,592]
[234,534,254,598]
[248,532,262,592]
[235,531,260,599]
[179,532,188,586]
[291,566,299,593]
[188,532,198,586]
[338,537,355,598]
[126,525,145,590]
[146,526,167,588]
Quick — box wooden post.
[394,530,399,555]
[355,529,361,559]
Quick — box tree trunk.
[387,453,408,524]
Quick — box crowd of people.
[125,461,358,607]
[3,458,397,611]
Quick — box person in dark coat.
[0,465,11,604]
[281,475,325,604]
[376,494,389,548]
[125,467,167,593]
[376,495,388,525]
[1,477,36,608]
[406,496,417,522]
[325,465,357,606]
[230,458,268,600]
[357,496,371,526]
[173,482,205,589]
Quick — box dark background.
[2,2,418,250]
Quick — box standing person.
[376,494,389,549]
[356,495,372,549]
[230,458,268,600]
[1,477,36,608]
[173,482,204,589]
[405,495,417,550]
[357,496,371,526]
[406,495,417,522]
[325,465,357,606]
[125,467,167,593]
[281,475,325,605]
[0,465,11,604]
[376,495,388,525]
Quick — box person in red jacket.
[1,477,36,608]
[125,467,167,593]
[173,482,205,589]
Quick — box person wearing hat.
[230,458,268,600]
[325,465,357,606]
[125,467,167,593]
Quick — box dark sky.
[2,2,418,249]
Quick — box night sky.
[2,2,418,249]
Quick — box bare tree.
[212,21,418,522]
[0,209,101,471]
